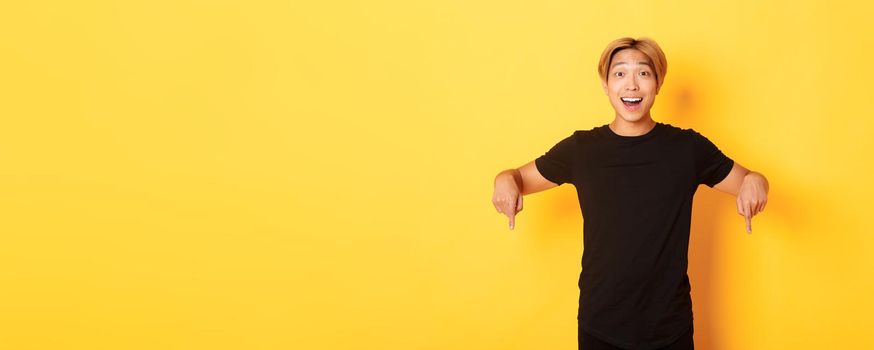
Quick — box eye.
[614,72,623,77]
[640,71,650,76]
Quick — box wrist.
[743,171,769,192]
[495,169,522,189]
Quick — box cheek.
[610,86,623,97]
[645,79,659,90]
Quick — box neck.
[609,115,656,136]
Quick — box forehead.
[610,49,653,69]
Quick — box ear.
[601,79,608,95]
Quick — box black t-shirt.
[534,121,734,350]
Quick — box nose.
[625,79,639,91]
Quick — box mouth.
[620,97,643,111]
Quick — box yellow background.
[1,1,872,349]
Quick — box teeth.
[621,97,642,102]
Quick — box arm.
[499,160,561,196]
[492,160,561,229]
[712,162,770,234]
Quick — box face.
[601,48,660,122]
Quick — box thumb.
[516,195,523,212]
[509,212,516,230]
[744,204,752,234]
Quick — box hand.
[493,174,523,230]
[736,172,769,234]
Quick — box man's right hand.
[493,172,524,230]
[492,162,560,230]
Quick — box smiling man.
[491,37,769,350]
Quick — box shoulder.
[572,124,606,140]
[660,123,708,143]
[556,127,594,142]
[660,122,696,136]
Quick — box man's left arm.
[712,162,770,234]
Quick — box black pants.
[579,323,694,350]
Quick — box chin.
[616,108,652,122]
[618,113,644,122]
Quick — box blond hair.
[598,37,667,89]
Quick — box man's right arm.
[496,160,560,196]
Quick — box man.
[491,37,769,350]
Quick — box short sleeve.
[691,130,734,187]
[534,132,576,185]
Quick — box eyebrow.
[611,61,653,69]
